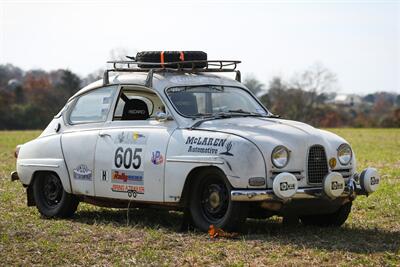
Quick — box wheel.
[189,169,247,232]
[32,172,79,218]
[136,51,207,68]
[300,202,352,227]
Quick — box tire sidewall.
[33,173,68,217]
[189,169,244,232]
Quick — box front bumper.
[231,170,376,202]
[232,182,357,202]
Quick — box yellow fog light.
[329,158,337,169]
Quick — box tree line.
[244,64,399,128]
[0,63,398,129]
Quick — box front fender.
[164,129,266,202]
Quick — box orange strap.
[160,51,165,67]
[179,51,184,61]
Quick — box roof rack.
[103,59,242,87]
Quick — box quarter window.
[69,87,115,124]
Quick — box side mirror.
[155,112,173,122]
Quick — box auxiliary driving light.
[360,167,380,193]
[272,172,298,200]
[323,172,345,199]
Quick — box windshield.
[166,86,268,117]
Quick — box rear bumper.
[10,171,19,182]
[231,177,365,202]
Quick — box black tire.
[300,202,352,227]
[136,51,207,68]
[32,173,79,218]
[189,169,247,232]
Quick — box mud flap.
[27,185,35,207]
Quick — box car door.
[61,86,117,196]
[94,86,177,202]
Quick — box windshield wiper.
[189,111,280,129]
[191,112,213,118]
[226,109,268,117]
[189,113,233,129]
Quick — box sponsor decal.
[185,136,234,156]
[280,182,295,191]
[128,109,146,115]
[115,131,147,145]
[151,151,164,165]
[219,141,234,156]
[114,147,143,169]
[101,170,108,182]
[111,184,144,198]
[111,169,144,185]
[331,181,344,190]
[73,164,92,181]
[370,176,379,185]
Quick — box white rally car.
[11,51,380,231]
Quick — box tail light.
[14,145,21,159]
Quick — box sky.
[0,0,399,94]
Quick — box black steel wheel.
[200,179,229,223]
[32,172,79,218]
[189,169,247,232]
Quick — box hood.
[196,117,348,170]
[196,117,331,145]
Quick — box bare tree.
[292,63,337,92]
[243,74,266,96]
[291,63,338,108]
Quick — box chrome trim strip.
[19,163,59,168]
[166,159,224,165]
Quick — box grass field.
[0,129,399,266]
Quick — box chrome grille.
[307,145,329,184]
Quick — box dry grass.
[0,129,399,266]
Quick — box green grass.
[0,129,399,266]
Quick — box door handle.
[99,132,111,138]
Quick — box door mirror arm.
[155,112,173,122]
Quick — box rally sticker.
[111,131,147,196]
[111,184,144,198]
[73,164,92,181]
[185,136,234,156]
[151,150,164,165]
[111,169,144,185]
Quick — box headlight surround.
[271,145,290,168]
[337,143,352,165]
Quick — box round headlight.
[337,143,352,165]
[271,146,290,168]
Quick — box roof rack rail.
[102,59,242,86]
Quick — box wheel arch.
[27,170,66,207]
[29,169,71,192]
[180,165,229,207]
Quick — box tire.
[189,169,247,232]
[300,202,352,227]
[32,173,79,218]
[136,51,207,68]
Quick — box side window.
[113,88,165,121]
[69,87,115,124]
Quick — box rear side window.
[69,87,115,124]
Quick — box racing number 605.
[114,147,142,169]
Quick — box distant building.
[330,94,363,106]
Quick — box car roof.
[69,71,244,101]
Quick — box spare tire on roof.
[136,51,207,69]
